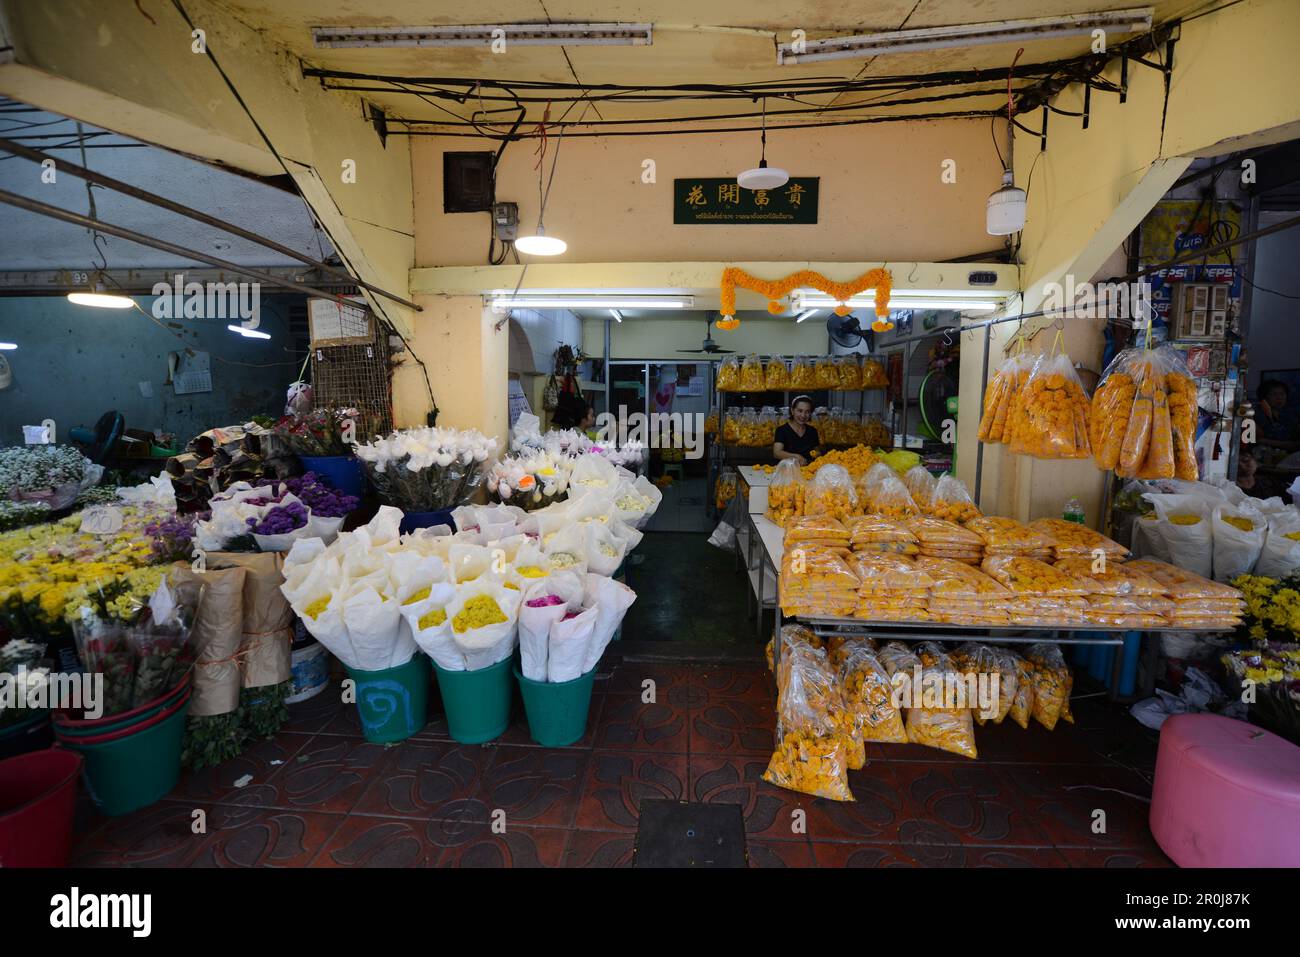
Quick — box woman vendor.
[773,395,820,466]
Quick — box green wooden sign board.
[673,177,819,224]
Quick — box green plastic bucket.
[514,665,597,747]
[345,655,430,744]
[433,656,513,744]
[52,671,192,738]
[61,693,189,817]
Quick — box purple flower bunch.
[240,473,358,520]
[247,501,308,536]
[285,472,358,518]
[145,514,200,563]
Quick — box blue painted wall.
[0,294,301,448]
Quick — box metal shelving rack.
[708,354,888,519]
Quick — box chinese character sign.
[673,178,819,224]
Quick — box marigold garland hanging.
[717,267,894,330]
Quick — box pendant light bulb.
[515,224,567,256]
[738,98,789,190]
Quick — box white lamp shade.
[987,171,1027,236]
[515,232,568,256]
[737,165,790,190]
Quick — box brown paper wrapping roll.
[208,551,293,689]
[171,565,247,717]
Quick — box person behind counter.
[551,393,596,435]
[773,395,819,466]
[1257,379,1299,454]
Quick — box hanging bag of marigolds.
[1006,342,1093,459]
[977,350,1034,446]
[1090,343,1198,479]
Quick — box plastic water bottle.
[1063,496,1085,524]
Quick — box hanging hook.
[91,232,109,274]
[907,262,920,283]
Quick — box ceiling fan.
[677,314,735,354]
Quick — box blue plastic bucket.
[345,655,430,743]
[299,455,366,498]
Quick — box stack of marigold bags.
[850,553,932,621]
[1052,556,1171,627]
[1124,559,1246,630]
[844,515,919,555]
[779,537,858,618]
[968,516,1055,563]
[1027,642,1074,729]
[914,556,1011,625]
[906,516,984,565]
[980,554,1089,625]
[782,515,851,551]
[950,641,1018,726]
[896,641,979,758]
[1029,517,1129,564]
[830,637,908,745]
[763,627,857,801]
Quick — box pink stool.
[1150,713,1300,867]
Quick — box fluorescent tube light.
[777,7,1152,64]
[313,23,653,48]
[794,309,819,323]
[228,324,271,339]
[795,296,1000,313]
[67,290,134,309]
[609,309,624,323]
[0,342,15,350]
[491,296,694,310]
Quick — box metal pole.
[973,322,991,507]
[603,317,612,421]
[0,137,423,312]
[0,189,371,303]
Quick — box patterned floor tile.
[479,746,589,828]
[690,696,776,755]
[602,663,697,697]
[886,763,1053,847]
[171,733,309,805]
[263,735,393,813]
[191,808,344,867]
[811,842,923,867]
[563,829,636,868]
[575,751,689,831]
[351,739,494,820]
[594,694,690,752]
[71,802,212,867]
[311,816,445,868]
[689,753,821,842]
[747,840,816,868]
[1059,846,1172,867]
[1004,764,1159,851]
[436,823,570,868]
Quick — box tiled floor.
[68,659,1172,868]
[640,477,714,533]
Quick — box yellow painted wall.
[412,119,1002,267]
[583,315,830,360]
[392,296,507,440]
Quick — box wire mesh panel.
[309,325,394,439]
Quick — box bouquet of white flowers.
[0,445,103,511]
[487,449,571,511]
[354,427,498,512]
